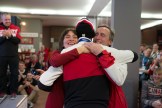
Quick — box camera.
[31,69,39,75]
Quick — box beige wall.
[141,24,162,48]
[21,18,43,52]
[43,26,73,50]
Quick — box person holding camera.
[18,61,28,89]
[26,54,41,75]
[18,72,39,108]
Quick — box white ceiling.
[0,0,162,27]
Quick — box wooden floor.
[33,90,49,108]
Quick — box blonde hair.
[154,68,162,74]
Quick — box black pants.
[0,56,19,94]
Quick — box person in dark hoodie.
[39,18,138,108]
[141,67,162,108]
[0,13,22,99]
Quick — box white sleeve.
[102,45,134,64]
[40,44,82,86]
[101,45,134,86]
[39,66,63,86]
[104,63,127,86]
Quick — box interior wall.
[141,24,162,46]
[21,18,42,52]
[43,26,73,50]
[141,27,157,45]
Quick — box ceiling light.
[0,7,28,13]
[20,21,26,26]
[57,10,85,16]
[140,20,162,30]
[141,13,162,19]
[30,9,57,15]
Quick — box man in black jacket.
[0,13,22,99]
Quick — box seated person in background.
[139,47,153,91]
[149,50,162,74]
[26,54,41,75]
[18,61,28,88]
[141,68,162,108]
[18,72,39,108]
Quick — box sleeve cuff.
[38,81,52,92]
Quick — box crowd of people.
[0,12,49,108]
[0,12,141,108]
[139,43,162,108]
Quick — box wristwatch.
[97,50,107,58]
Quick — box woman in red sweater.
[44,28,89,108]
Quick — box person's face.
[159,51,162,59]
[153,44,159,52]
[19,63,25,71]
[140,45,146,52]
[63,31,78,48]
[153,72,162,84]
[31,55,38,63]
[1,14,11,27]
[144,48,152,57]
[94,27,112,46]
[27,73,33,80]
[159,62,162,68]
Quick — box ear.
[109,40,112,46]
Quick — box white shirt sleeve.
[101,45,134,86]
[39,66,63,86]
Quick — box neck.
[19,69,25,73]
[2,23,9,29]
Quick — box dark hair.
[19,61,25,64]
[97,25,114,42]
[58,28,77,51]
[0,12,11,18]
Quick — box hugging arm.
[49,49,79,67]
[84,42,138,86]
[99,46,136,86]
[39,46,89,91]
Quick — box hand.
[84,42,104,55]
[77,45,90,54]
[25,81,31,86]
[33,75,40,81]
[154,58,159,65]
[2,30,7,37]
[152,100,162,108]
[36,69,45,74]
[5,29,12,37]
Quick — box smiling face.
[153,68,162,84]
[1,14,11,27]
[63,31,78,48]
[19,62,26,71]
[94,27,113,46]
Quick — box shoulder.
[53,50,61,54]
[0,23,4,29]
[9,24,20,29]
[62,44,81,53]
